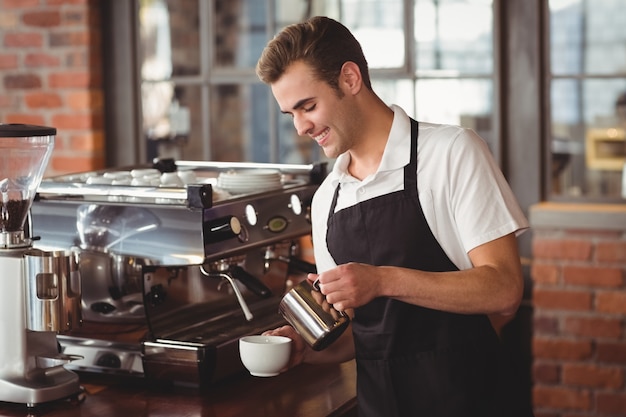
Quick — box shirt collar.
[328,105,412,187]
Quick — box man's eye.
[304,104,316,112]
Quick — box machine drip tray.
[58,335,145,377]
[58,320,148,376]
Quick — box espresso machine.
[30,159,324,386]
[0,124,82,407]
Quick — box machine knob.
[90,302,117,314]
[205,216,243,243]
[96,353,122,369]
[147,284,167,307]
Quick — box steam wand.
[199,265,253,321]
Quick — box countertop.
[0,361,357,417]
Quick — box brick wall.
[531,214,626,417]
[0,0,105,176]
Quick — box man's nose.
[294,114,312,137]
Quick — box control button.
[266,216,288,233]
[245,204,257,226]
[290,194,302,215]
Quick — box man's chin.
[321,146,339,159]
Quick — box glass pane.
[214,0,268,68]
[340,0,405,68]
[550,0,626,76]
[372,79,415,117]
[171,84,202,161]
[415,0,493,74]
[549,0,582,76]
[415,78,495,152]
[209,84,271,162]
[551,78,626,199]
[138,0,200,79]
[274,0,314,30]
[143,82,199,162]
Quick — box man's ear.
[339,61,363,94]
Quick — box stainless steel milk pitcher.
[278,279,349,351]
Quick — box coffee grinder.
[0,124,82,407]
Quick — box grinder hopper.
[0,124,56,247]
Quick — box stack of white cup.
[84,169,197,187]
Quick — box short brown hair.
[256,16,372,92]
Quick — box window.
[135,0,498,165]
[414,0,497,156]
[548,0,626,201]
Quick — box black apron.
[326,119,527,417]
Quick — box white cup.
[160,172,184,186]
[177,170,197,185]
[131,168,160,178]
[103,171,131,180]
[86,175,113,185]
[239,335,291,377]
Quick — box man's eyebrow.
[281,97,314,114]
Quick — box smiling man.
[257,16,533,417]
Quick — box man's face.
[270,61,357,159]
